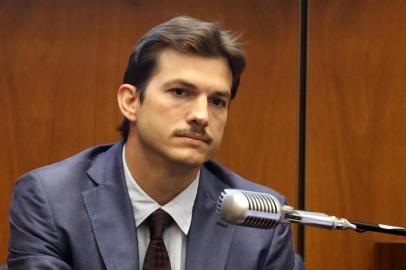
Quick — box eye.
[170,88,189,97]
[210,97,228,108]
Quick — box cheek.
[146,99,185,126]
[210,114,228,137]
[170,107,187,121]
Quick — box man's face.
[132,48,232,167]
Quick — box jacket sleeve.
[261,197,304,270]
[8,173,72,270]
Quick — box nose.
[187,96,209,127]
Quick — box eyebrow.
[212,91,231,100]
[163,79,231,100]
[163,79,196,90]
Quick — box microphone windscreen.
[217,189,283,229]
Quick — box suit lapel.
[82,142,139,270]
[185,165,235,270]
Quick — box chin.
[169,151,210,168]
[163,144,218,168]
[175,156,207,168]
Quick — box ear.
[117,83,140,122]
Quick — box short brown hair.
[118,16,246,141]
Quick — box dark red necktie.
[142,209,173,270]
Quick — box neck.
[124,137,200,206]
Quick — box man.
[8,16,301,269]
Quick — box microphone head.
[217,189,283,229]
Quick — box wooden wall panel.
[307,0,406,269]
[0,0,300,264]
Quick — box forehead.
[151,48,232,92]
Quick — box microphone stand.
[282,206,406,236]
[350,220,406,236]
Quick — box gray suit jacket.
[8,141,301,269]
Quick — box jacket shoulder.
[16,143,115,189]
[203,160,287,203]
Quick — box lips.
[174,132,212,144]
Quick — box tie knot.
[147,209,172,239]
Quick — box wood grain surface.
[306,0,406,269]
[375,242,406,270]
[0,0,300,264]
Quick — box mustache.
[173,126,212,143]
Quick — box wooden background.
[0,0,300,266]
[306,0,406,269]
[1,0,406,269]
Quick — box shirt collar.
[122,144,199,235]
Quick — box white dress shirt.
[122,145,199,270]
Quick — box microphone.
[217,189,406,236]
